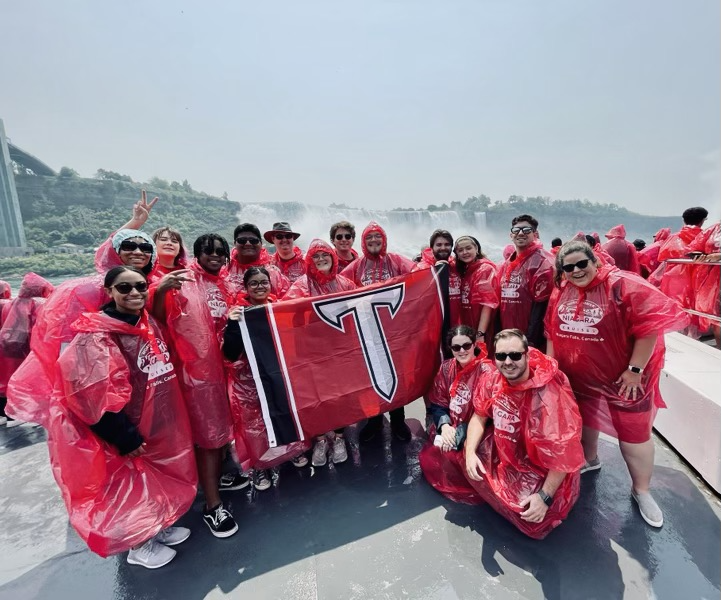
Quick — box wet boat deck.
[1,400,719,600]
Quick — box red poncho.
[47,311,196,557]
[7,236,125,425]
[226,295,310,469]
[0,273,54,395]
[0,281,11,327]
[638,228,671,278]
[467,348,585,539]
[459,258,499,333]
[653,225,704,311]
[545,264,689,443]
[498,242,554,334]
[271,246,306,283]
[340,222,415,286]
[284,239,357,300]
[227,247,291,297]
[336,248,358,272]
[419,353,492,504]
[149,257,189,283]
[688,222,721,330]
[162,260,233,449]
[413,248,463,326]
[602,225,640,274]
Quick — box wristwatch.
[538,489,553,507]
[628,365,644,374]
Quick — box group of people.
[0,191,716,567]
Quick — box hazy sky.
[2,1,719,216]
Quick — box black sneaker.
[202,503,238,538]
[391,418,412,442]
[219,471,251,491]
[360,415,383,443]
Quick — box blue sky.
[2,0,719,216]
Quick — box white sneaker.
[331,436,348,464]
[312,438,329,467]
[632,489,664,528]
[253,469,272,491]
[154,526,191,546]
[127,539,176,569]
[291,454,308,468]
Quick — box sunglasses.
[201,247,227,257]
[495,351,526,362]
[274,233,295,241]
[562,259,590,273]
[510,226,534,235]
[236,237,261,246]
[450,342,473,352]
[334,233,353,241]
[111,281,149,294]
[247,280,271,289]
[119,240,154,254]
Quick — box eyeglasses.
[236,237,261,246]
[119,240,154,254]
[274,233,295,241]
[561,259,590,273]
[313,252,332,260]
[334,233,353,241]
[495,351,526,362]
[201,247,227,257]
[247,280,271,289]
[111,281,149,294]
[510,226,534,235]
[450,342,473,352]
[365,234,383,241]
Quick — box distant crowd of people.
[0,191,717,567]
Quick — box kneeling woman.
[47,266,197,568]
[419,325,490,504]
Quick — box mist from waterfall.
[237,202,509,262]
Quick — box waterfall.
[236,202,505,261]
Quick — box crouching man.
[464,329,585,539]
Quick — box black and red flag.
[239,266,448,445]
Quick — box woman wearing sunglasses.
[330,221,358,272]
[419,325,490,504]
[284,239,357,467]
[224,267,311,491]
[6,192,158,427]
[453,236,500,347]
[545,241,689,528]
[47,266,196,568]
[152,233,242,539]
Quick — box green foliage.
[58,166,79,178]
[0,253,95,278]
[95,169,134,182]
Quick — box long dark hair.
[102,266,147,311]
[454,236,486,277]
[446,324,481,357]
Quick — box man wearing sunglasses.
[464,329,584,539]
[329,221,358,272]
[227,223,290,297]
[340,221,415,442]
[499,214,554,351]
[264,221,306,284]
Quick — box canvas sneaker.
[632,489,664,528]
[312,438,329,467]
[580,457,602,474]
[154,526,191,546]
[253,470,272,491]
[219,471,251,491]
[202,503,239,538]
[127,539,176,569]
[331,436,348,464]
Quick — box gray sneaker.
[331,436,348,464]
[312,438,329,467]
[154,526,191,546]
[127,539,176,569]
[580,457,601,474]
[632,489,664,527]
